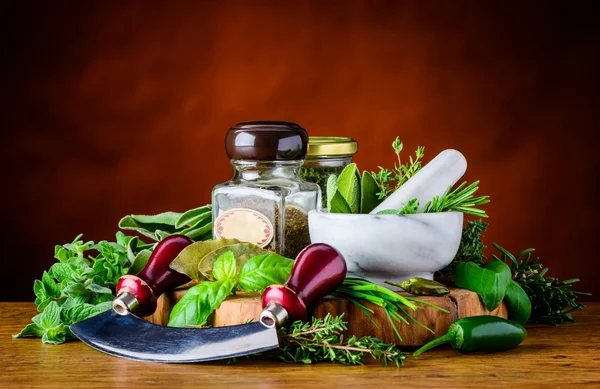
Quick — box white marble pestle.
[369,149,467,214]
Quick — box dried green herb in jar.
[300,137,358,206]
[299,166,345,205]
[281,205,310,258]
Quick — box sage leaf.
[127,249,152,275]
[177,214,211,236]
[118,212,182,240]
[238,254,294,292]
[328,190,352,214]
[125,236,140,264]
[167,278,236,327]
[326,174,338,210]
[505,280,532,325]
[154,230,172,241]
[198,243,273,280]
[212,251,237,281]
[182,222,213,240]
[169,239,241,281]
[360,171,381,214]
[336,163,361,213]
[175,205,212,229]
[455,260,512,311]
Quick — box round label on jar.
[214,208,274,248]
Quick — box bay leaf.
[169,239,241,281]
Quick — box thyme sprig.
[373,137,425,199]
[493,243,591,325]
[275,313,406,366]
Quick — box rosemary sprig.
[373,137,425,200]
[275,313,406,366]
[492,243,591,325]
[422,181,490,218]
[334,277,449,342]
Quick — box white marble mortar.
[308,210,463,287]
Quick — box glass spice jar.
[299,136,358,206]
[212,121,320,259]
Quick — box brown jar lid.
[225,121,308,161]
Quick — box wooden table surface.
[2,302,600,388]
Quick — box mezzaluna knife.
[70,240,347,363]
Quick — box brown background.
[2,1,598,301]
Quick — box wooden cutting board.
[145,287,507,346]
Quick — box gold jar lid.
[307,136,358,157]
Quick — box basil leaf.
[336,163,361,213]
[505,280,532,325]
[197,243,273,281]
[360,171,381,214]
[455,260,512,311]
[212,251,237,281]
[238,254,293,292]
[167,279,236,327]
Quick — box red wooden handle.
[116,235,193,316]
[261,243,347,322]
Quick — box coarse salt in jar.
[212,121,320,259]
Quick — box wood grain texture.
[2,302,600,388]
[145,288,507,346]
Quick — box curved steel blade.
[70,310,279,363]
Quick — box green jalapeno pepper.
[385,277,450,296]
[413,315,527,358]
